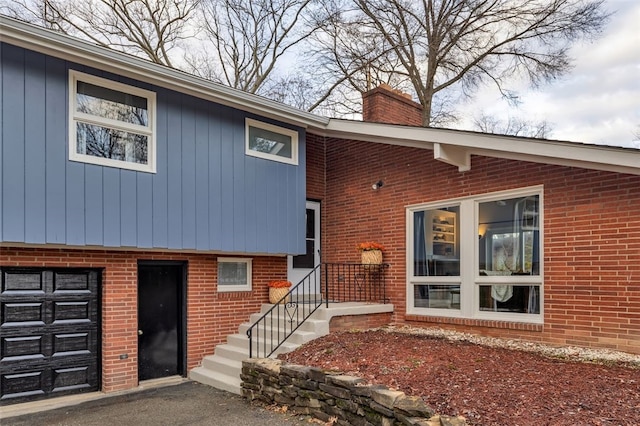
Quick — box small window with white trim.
[245,118,298,165]
[217,258,252,292]
[69,70,156,172]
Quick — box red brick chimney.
[362,83,423,126]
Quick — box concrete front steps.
[189,301,393,395]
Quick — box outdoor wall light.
[372,180,384,190]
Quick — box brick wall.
[362,84,423,126]
[0,247,286,392]
[306,132,326,201]
[315,136,640,354]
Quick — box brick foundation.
[0,247,286,393]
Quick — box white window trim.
[68,70,157,173]
[406,185,544,324]
[245,118,298,165]
[217,257,253,292]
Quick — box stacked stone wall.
[242,358,467,426]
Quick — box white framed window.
[69,70,156,173]
[407,186,543,323]
[245,118,298,165]
[217,258,252,292]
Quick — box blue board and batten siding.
[0,43,306,255]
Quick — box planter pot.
[269,287,290,304]
[361,249,383,265]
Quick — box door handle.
[138,330,143,336]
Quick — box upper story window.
[245,118,298,165]
[69,70,156,173]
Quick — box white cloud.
[458,0,640,149]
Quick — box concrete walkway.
[2,379,312,426]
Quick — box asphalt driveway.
[2,381,313,426]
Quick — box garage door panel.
[1,271,45,292]
[1,367,48,402]
[0,268,100,404]
[2,301,46,326]
[53,331,94,357]
[52,301,91,323]
[1,335,46,361]
[53,272,92,292]
[51,365,94,394]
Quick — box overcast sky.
[457,0,640,149]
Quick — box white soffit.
[323,119,640,176]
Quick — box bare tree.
[2,0,199,67]
[474,114,553,139]
[1,0,62,29]
[184,0,323,96]
[311,0,609,126]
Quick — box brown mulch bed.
[279,329,640,426]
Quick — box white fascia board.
[322,119,640,176]
[0,16,329,130]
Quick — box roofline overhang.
[2,16,639,176]
[317,120,640,176]
[0,16,329,130]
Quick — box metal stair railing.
[246,262,388,358]
[246,264,322,359]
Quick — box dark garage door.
[0,268,100,404]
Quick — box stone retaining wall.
[241,358,467,426]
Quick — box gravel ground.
[384,324,640,367]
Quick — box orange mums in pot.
[268,280,292,288]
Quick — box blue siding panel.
[24,50,47,244]
[208,107,222,246]
[2,44,307,254]
[102,167,121,247]
[120,170,137,247]
[232,110,246,252]
[219,107,235,250]
[44,56,67,243]
[166,96,182,249]
[2,44,26,242]
[263,161,280,253]
[243,155,257,254]
[136,172,153,248]
[253,157,269,251]
[180,95,197,249]
[152,91,169,248]
[84,165,104,246]
[66,162,86,245]
[194,98,209,250]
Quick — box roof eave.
[320,119,640,176]
[0,16,329,130]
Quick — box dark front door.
[137,263,184,381]
[0,268,100,404]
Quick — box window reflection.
[479,285,540,314]
[478,196,539,275]
[413,206,460,277]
